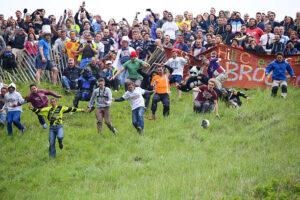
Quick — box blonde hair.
[208,78,217,86]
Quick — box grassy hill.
[0,83,299,199]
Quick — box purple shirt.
[207,58,221,78]
[26,89,60,108]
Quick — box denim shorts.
[35,55,55,70]
[169,75,182,83]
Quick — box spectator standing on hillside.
[35,25,58,85]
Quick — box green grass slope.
[0,83,299,200]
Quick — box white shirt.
[165,57,188,76]
[260,33,275,51]
[162,21,179,40]
[122,87,145,110]
[93,41,105,53]
[2,91,25,112]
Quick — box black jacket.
[63,66,81,81]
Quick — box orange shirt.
[64,40,80,61]
[151,72,171,94]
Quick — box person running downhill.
[25,84,62,129]
[111,82,153,135]
[29,98,85,158]
[88,78,117,136]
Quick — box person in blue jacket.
[265,52,296,98]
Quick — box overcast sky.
[1,0,299,23]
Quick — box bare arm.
[112,67,125,80]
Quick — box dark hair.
[29,83,37,89]
[50,97,57,102]
[1,87,7,91]
[28,33,36,40]
[98,78,105,82]
[249,18,257,25]
[276,52,284,57]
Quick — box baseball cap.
[130,51,137,57]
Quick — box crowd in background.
[0,5,299,73]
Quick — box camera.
[64,10,67,14]
[87,40,92,44]
[122,18,126,21]
[146,9,151,12]
[137,12,140,15]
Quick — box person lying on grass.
[220,88,252,107]
[29,98,85,158]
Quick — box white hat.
[121,36,129,43]
[106,60,112,65]
[42,25,51,35]
[8,83,16,90]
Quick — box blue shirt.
[266,60,295,81]
[175,43,189,53]
[37,38,51,60]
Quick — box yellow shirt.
[33,105,82,126]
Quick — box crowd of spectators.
[0,5,299,81]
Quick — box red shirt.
[195,85,217,102]
[246,27,264,44]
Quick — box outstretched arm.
[111,97,125,102]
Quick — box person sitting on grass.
[265,52,296,99]
[24,84,62,129]
[111,82,153,135]
[220,88,252,107]
[62,58,81,94]
[192,78,220,118]
[73,67,97,108]
[29,97,85,158]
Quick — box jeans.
[151,93,170,116]
[143,93,152,108]
[132,107,145,130]
[0,111,6,124]
[120,69,128,87]
[36,113,46,125]
[194,101,215,113]
[6,111,25,135]
[62,76,78,90]
[49,124,64,158]
[80,57,92,69]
